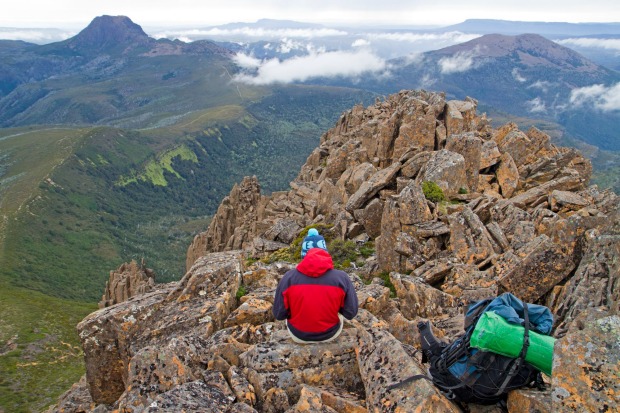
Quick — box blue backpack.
[389,293,552,405]
[428,293,552,404]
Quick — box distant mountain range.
[297,31,619,154]
[441,19,620,36]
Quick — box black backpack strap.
[435,333,470,372]
[386,373,433,390]
[494,301,531,396]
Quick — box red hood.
[297,248,334,277]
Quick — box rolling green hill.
[1,85,374,299]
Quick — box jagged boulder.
[98,259,155,308]
[187,177,263,269]
[418,149,468,196]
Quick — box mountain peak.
[436,33,600,71]
[66,15,151,53]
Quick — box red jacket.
[272,248,358,341]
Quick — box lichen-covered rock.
[446,132,483,192]
[228,365,257,407]
[390,272,458,320]
[507,388,552,413]
[397,181,433,225]
[147,380,235,412]
[496,152,519,198]
[553,220,620,335]
[240,330,362,408]
[345,162,402,212]
[78,288,172,404]
[353,310,461,412]
[116,343,198,410]
[224,297,274,327]
[375,197,403,272]
[263,387,290,413]
[496,235,575,303]
[78,251,242,404]
[418,149,467,197]
[287,385,367,413]
[552,311,620,412]
[548,189,590,214]
[186,176,263,269]
[448,207,498,265]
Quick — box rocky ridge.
[49,90,619,412]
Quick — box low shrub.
[422,181,446,203]
[236,285,248,299]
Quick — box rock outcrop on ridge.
[98,259,156,309]
[48,90,619,412]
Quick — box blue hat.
[308,228,319,236]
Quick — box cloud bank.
[556,37,620,52]
[368,31,480,45]
[232,49,387,85]
[570,82,620,111]
[0,28,74,43]
[438,49,478,74]
[153,27,347,41]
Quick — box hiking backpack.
[392,293,553,405]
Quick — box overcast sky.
[3,0,619,28]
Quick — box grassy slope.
[0,127,88,252]
[0,281,96,413]
[0,127,96,412]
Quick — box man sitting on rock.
[273,248,358,343]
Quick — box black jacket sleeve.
[340,275,359,320]
[272,273,290,320]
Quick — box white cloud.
[401,52,424,66]
[418,73,437,88]
[570,82,620,111]
[153,27,347,41]
[525,97,546,113]
[438,49,478,74]
[556,37,620,52]
[233,53,262,69]
[512,68,526,82]
[0,28,74,43]
[528,80,554,93]
[352,38,370,47]
[233,49,387,85]
[368,31,480,44]
[277,38,305,53]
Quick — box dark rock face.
[48,90,620,412]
